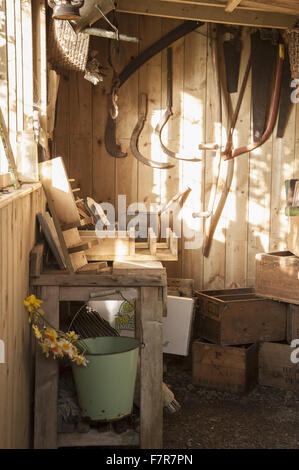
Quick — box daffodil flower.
[32,325,42,340]
[25,295,87,367]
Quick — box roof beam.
[116,0,298,28]
[225,0,242,12]
[161,0,299,15]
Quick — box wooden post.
[137,287,163,449]
[34,286,59,449]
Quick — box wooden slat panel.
[21,0,33,130]
[34,285,59,449]
[6,0,17,157]
[116,0,297,29]
[91,37,115,206]
[225,27,251,288]
[270,105,296,252]
[53,75,70,171]
[203,24,226,289]
[115,13,139,209]
[0,187,45,449]
[181,24,207,287]
[137,286,163,448]
[160,18,183,279]
[137,15,163,210]
[69,72,92,199]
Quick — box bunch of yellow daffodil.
[24,295,88,367]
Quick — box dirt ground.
[163,356,299,449]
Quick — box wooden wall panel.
[0,186,46,449]
[115,14,139,209]
[0,1,46,449]
[53,13,296,289]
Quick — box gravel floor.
[163,356,299,449]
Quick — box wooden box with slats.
[259,342,299,390]
[256,251,299,304]
[192,339,259,393]
[195,288,286,346]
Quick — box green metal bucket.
[72,337,140,421]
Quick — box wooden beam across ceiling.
[116,0,298,29]
[225,0,242,13]
[159,0,299,16]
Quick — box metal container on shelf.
[72,336,140,421]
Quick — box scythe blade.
[130,93,174,170]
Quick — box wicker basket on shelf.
[47,18,89,73]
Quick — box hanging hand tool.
[202,23,223,257]
[155,48,202,161]
[130,93,174,169]
[251,30,276,143]
[224,54,252,158]
[158,186,192,216]
[105,20,204,159]
[105,95,127,158]
[223,42,284,160]
[203,35,251,257]
[221,25,242,93]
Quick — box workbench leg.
[34,286,59,449]
[137,287,163,449]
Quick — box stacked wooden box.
[192,288,288,393]
[255,251,299,390]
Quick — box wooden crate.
[259,342,299,390]
[195,288,286,345]
[287,304,299,343]
[256,251,299,304]
[192,339,259,393]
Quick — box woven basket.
[287,29,299,79]
[47,18,89,73]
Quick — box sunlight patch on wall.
[151,109,164,203]
[180,91,203,233]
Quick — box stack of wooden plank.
[35,157,178,275]
[254,251,299,391]
[192,288,289,393]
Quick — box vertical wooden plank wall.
[54,14,297,289]
[0,0,47,448]
[0,186,46,449]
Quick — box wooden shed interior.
[1,0,299,450]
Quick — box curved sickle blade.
[155,48,202,162]
[130,94,174,170]
[155,113,202,162]
[104,94,127,158]
[105,113,127,158]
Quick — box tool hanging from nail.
[155,47,202,161]
[221,25,242,94]
[203,50,251,257]
[130,93,174,169]
[105,21,204,159]
[223,41,284,160]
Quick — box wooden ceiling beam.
[154,0,299,15]
[116,0,298,29]
[225,0,242,12]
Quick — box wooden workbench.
[31,267,167,449]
